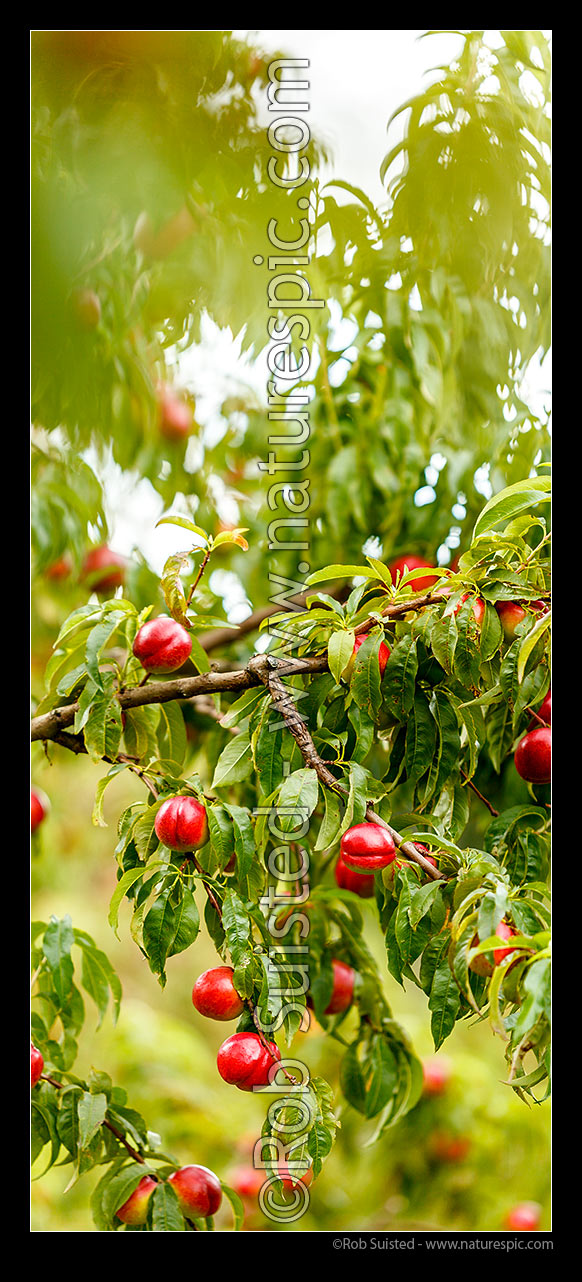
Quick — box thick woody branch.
[31,656,329,744]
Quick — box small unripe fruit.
[157,384,194,442]
[340,823,396,872]
[192,967,245,1021]
[323,960,356,1015]
[496,600,526,641]
[116,1175,157,1226]
[334,853,375,898]
[514,727,551,784]
[133,615,192,674]
[529,688,551,730]
[346,631,391,681]
[81,546,126,593]
[154,795,209,852]
[453,593,485,626]
[31,788,49,834]
[388,554,440,593]
[469,921,517,976]
[168,1165,222,1219]
[31,1043,44,1087]
[217,1032,281,1091]
[505,1201,542,1231]
[422,1056,452,1096]
[71,287,101,330]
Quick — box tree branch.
[251,655,444,881]
[30,586,455,749]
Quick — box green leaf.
[327,629,356,683]
[108,863,164,938]
[212,727,253,787]
[473,477,551,540]
[78,1091,108,1150]
[222,888,250,965]
[382,634,418,718]
[42,915,74,1004]
[151,1181,185,1231]
[223,803,263,899]
[221,1183,245,1232]
[157,702,187,767]
[80,943,122,1027]
[517,610,551,682]
[276,769,319,834]
[305,565,378,585]
[102,1163,156,1225]
[350,632,382,716]
[429,957,461,1050]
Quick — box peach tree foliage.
[31,30,551,1230]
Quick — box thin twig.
[460,768,499,817]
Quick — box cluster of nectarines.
[116,1164,223,1226]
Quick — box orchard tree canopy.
[31,29,551,1233]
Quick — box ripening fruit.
[334,852,375,898]
[514,727,551,785]
[217,1032,281,1091]
[412,841,438,870]
[469,921,517,977]
[71,287,101,330]
[453,593,485,626]
[340,823,396,872]
[431,1132,471,1163]
[192,967,246,1021]
[116,1175,157,1226]
[230,1166,266,1200]
[155,795,209,852]
[529,688,551,730]
[31,1043,44,1087]
[274,1161,314,1192]
[230,1162,312,1199]
[45,554,72,581]
[496,600,526,641]
[157,384,194,442]
[81,546,126,593]
[422,1056,452,1096]
[31,788,49,834]
[323,960,356,1015]
[387,554,440,593]
[133,615,192,674]
[346,631,390,681]
[134,206,197,260]
[504,1201,542,1231]
[168,1165,223,1219]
